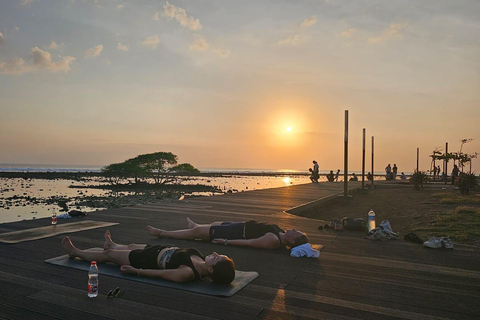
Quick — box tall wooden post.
[344,110,348,197]
[371,136,374,188]
[416,148,419,172]
[362,128,366,189]
[445,142,448,184]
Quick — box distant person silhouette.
[451,164,460,185]
[392,164,398,179]
[326,170,335,182]
[349,173,358,181]
[334,169,340,182]
[310,160,319,183]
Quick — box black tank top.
[245,220,285,248]
[167,248,204,280]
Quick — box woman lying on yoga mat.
[147,218,309,250]
[61,230,235,285]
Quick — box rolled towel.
[290,243,320,258]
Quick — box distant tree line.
[102,152,199,185]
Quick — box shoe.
[442,236,453,249]
[423,236,443,248]
[334,221,344,231]
[404,232,424,244]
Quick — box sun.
[286,126,292,132]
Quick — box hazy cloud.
[278,34,301,45]
[163,1,202,31]
[85,44,103,58]
[31,47,76,73]
[117,4,124,9]
[190,38,209,51]
[0,32,5,44]
[368,22,407,44]
[0,47,75,75]
[117,42,130,51]
[214,47,231,57]
[341,28,356,38]
[48,40,59,50]
[21,0,37,5]
[140,35,159,49]
[0,58,31,75]
[301,16,317,28]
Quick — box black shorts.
[128,245,165,269]
[209,222,245,240]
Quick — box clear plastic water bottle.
[368,209,376,231]
[88,261,99,298]
[51,208,57,225]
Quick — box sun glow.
[286,126,292,132]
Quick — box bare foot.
[187,217,198,229]
[104,230,116,250]
[62,236,78,258]
[146,225,164,237]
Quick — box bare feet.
[62,236,78,258]
[187,217,198,229]
[146,225,164,237]
[104,230,116,250]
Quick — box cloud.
[0,47,75,75]
[301,16,317,28]
[117,42,130,51]
[48,40,59,50]
[341,28,356,38]
[0,58,31,75]
[163,1,202,31]
[278,34,301,45]
[85,44,103,58]
[21,0,37,5]
[190,38,209,51]
[368,22,407,44]
[117,4,124,9]
[31,47,76,72]
[0,32,5,44]
[214,47,231,57]
[140,35,159,49]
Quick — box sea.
[0,163,386,224]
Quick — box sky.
[0,0,479,173]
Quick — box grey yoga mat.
[45,249,258,297]
[0,220,119,244]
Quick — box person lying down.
[61,230,235,285]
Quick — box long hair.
[291,234,309,248]
[211,258,235,285]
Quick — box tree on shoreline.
[102,152,199,185]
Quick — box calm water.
[0,164,388,224]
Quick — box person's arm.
[211,233,280,249]
[120,265,195,283]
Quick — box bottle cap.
[91,261,97,265]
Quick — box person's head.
[205,252,235,285]
[283,229,309,248]
[313,160,317,164]
[330,170,333,174]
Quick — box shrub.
[458,172,479,195]
[411,171,428,190]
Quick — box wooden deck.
[1,181,479,319]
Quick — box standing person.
[392,164,398,179]
[61,230,236,285]
[147,218,309,250]
[437,165,441,178]
[310,160,319,183]
[385,164,392,180]
[334,169,341,182]
[433,165,438,178]
[451,164,460,185]
[367,172,373,181]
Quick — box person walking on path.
[451,164,460,185]
[61,230,235,284]
[334,169,340,182]
[310,160,319,183]
[147,218,309,250]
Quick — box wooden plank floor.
[1,181,479,319]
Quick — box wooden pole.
[344,110,348,196]
[362,128,365,189]
[371,136,374,188]
[445,142,448,184]
[416,148,419,172]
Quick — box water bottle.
[51,208,57,225]
[368,209,376,231]
[88,261,99,298]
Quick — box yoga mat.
[45,248,258,297]
[0,220,119,244]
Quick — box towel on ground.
[290,243,320,258]
[365,220,399,241]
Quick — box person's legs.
[62,236,131,265]
[104,230,146,251]
[146,225,210,240]
[186,217,223,229]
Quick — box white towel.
[290,243,320,258]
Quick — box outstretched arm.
[121,265,195,283]
[212,233,280,249]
